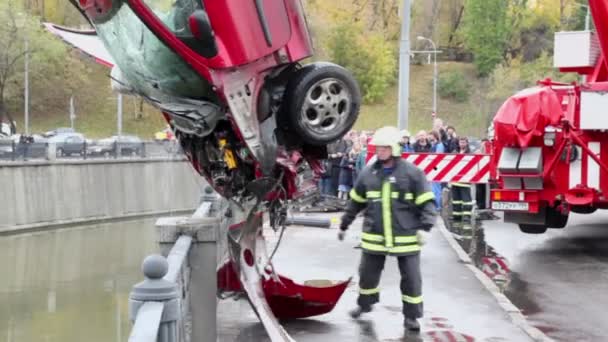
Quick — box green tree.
[326,21,396,103]
[462,0,509,76]
[488,53,577,103]
[438,70,470,102]
[0,0,64,128]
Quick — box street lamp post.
[397,0,412,130]
[417,36,438,118]
[24,34,30,136]
[572,3,591,83]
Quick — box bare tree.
[0,1,31,130]
[423,0,442,40]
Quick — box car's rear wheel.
[281,62,361,146]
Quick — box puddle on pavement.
[442,215,558,339]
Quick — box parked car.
[89,135,144,157]
[43,127,75,138]
[2,134,49,159]
[1,122,12,137]
[0,137,13,158]
[49,133,86,157]
[468,137,482,153]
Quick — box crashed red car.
[50,0,361,338]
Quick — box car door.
[65,136,83,154]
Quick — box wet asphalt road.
[219,215,533,342]
[483,211,608,342]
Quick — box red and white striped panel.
[365,146,490,183]
[402,153,491,184]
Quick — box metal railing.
[129,187,221,342]
[0,140,184,162]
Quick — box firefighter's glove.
[416,230,431,246]
[337,230,346,241]
[420,223,433,231]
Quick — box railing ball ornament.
[142,254,169,279]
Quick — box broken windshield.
[92,1,213,101]
[143,0,198,35]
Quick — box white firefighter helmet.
[371,126,402,157]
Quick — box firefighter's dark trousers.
[451,184,473,232]
[357,252,423,319]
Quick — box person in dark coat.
[445,126,458,153]
[412,131,431,153]
[327,139,350,196]
[338,152,355,199]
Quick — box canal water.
[0,219,159,342]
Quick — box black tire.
[570,205,596,214]
[547,207,568,229]
[281,62,361,145]
[518,224,548,234]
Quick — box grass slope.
[356,62,493,137]
[17,61,492,139]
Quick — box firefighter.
[338,126,437,332]
[451,136,475,235]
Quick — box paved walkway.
[218,215,536,341]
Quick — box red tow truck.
[489,0,608,233]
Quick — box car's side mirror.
[188,10,218,58]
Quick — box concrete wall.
[0,159,204,232]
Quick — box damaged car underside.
[50,0,362,339]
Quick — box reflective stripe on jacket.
[343,158,437,256]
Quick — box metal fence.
[129,188,221,342]
[0,140,184,162]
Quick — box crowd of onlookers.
[319,118,490,210]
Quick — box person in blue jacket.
[400,130,414,153]
[429,131,445,209]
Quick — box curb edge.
[436,218,554,342]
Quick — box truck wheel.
[570,205,596,214]
[281,62,361,145]
[518,224,547,234]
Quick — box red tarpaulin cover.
[493,86,563,147]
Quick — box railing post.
[129,255,180,342]
[156,198,220,342]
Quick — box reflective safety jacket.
[340,158,437,256]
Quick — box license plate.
[491,201,529,211]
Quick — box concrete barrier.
[0,159,204,233]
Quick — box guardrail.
[129,188,221,342]
[0,140,183,162]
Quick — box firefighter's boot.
[349,305,372,319]
[404,317,421,332]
